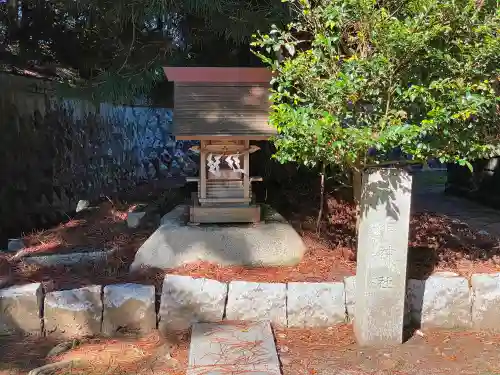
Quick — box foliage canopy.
[252,0,500,173]
[0,0,288,102]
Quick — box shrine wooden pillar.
[199,141,207,200]
[243,140,250,200]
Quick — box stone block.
[127,212,146,229]
[102,283,156,336]
[76,200,90,213]
[44,285,102,338]
[226,281,286,326]
[354,168,412,346]
[408,276,471,328]
[7,238,25,252]
[159,275,227,332]
[130,206,306,271]
[344,276,356,322]
[346,276,412,326]
[0,283,43,335]
[287,282,346,327]
[471,273,500,330]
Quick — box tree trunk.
[316,163,326,233]
[352,168,363,233]
[7,0,19,28]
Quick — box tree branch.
[117,11,136,74]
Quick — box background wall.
[0,73,198,245]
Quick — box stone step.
[187,321,281,375]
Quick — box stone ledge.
[23,249,115,267]
[159,275,227,332]
[287,282,346,327]
[1,272,500,338]
[102,283,156,336]
[44,285,102,338]
[226,281,287,326]
[471,273,500,330]
[130,205,306,271]
[408,275,471,329]
[0,283,43,335]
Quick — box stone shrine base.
[129,205,307,271]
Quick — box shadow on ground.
[0,334,59,373]
[267,168,500,280]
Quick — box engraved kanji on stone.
[373,246,392,263]
[371,276,394,289]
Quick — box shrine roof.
[163,67,272,83]
[163,67,277,140]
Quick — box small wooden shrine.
[163,67,276,224]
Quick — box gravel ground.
[275,325,500,375]
[2,327,500,375]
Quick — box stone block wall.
[0,283,43,335]
[3,273,500,338]
[44,286,102,338]
[159,275,227,332]
[0,75,198,245]
[102,283,156,336]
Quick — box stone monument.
[354,168,412,346]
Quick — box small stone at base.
[127,211,146,228]
[76,200,90,213]
[7,238,25,252]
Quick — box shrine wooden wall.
[173,83,274,139]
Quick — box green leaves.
[252,0,500,172]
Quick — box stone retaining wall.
[1,273,499,337]
[0,74,197,246]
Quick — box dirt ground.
[1,174,500,374]
[2,326,500,375]
[0,177,500,294]
[0,331,190,375]
[275,326,500,375]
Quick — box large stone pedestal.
[130,205,306,271]
[190,202,261,224]
[354,168,412,346]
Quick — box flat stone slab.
[130,205,306,270]
[44,285,102,338]
[287,282,346,327]
[0,283,43,335]
[23,249,113,267]
[102,283,156,336]
[408,276,471,328]
[471,273,500,330]
[159,275,227,332]
[187,321,281,375]
[226,281,286,326]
